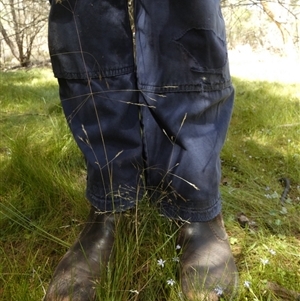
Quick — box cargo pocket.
[174,28,227,74]
[48,0,135,79]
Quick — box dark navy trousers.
[48,0,234,222]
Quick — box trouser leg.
[135,2,239,298]
[135,0,234,222]
[46,1,143,299]
[48,0,143,212]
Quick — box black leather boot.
[178,214,239,301]
[44,206,116,301]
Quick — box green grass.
[0,68,299,300]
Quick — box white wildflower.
[172,256,180,262]
[176,244,181,250]
[260,258,269,265]
[269,249,276,255]
[214,285,224,296]
[265,191,279,199]
[167,279,176,286]
[157,258,166,268]
[244,281,251,288]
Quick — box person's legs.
[49,0,143,211]
[45,0,142,300]
[57,75,143,212]
[135,0,238,299]
[46,0,238,298]
[135,0,233,219]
